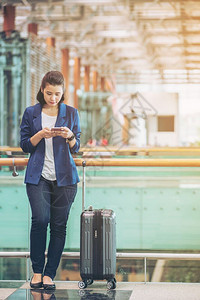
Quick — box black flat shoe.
[30,277,43,289]
[43,283,56,290]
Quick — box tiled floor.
[1,281,200,300]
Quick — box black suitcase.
[78,162,116,290]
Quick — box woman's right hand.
[30,127,55,147]
[40,127,54,139]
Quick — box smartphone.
[51,127,63,131]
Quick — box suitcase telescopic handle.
[82,161,86,211]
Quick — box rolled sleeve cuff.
[70,140,80,154]
[26,138,36,153]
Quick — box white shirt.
[41,112,57,181]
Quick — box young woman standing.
[20,71,81,290]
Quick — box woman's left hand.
[54,127,74,140]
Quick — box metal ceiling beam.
[52,30,138,38]
[25,15,129,23]
[2,0,119,4]
[134,17,200,21]
[1,0,63,4]
[53,41,200,48]
[149,31,200,36]
[185,52,200,56]
[186,60,200,63]
[152,43,200,47]
[64,0,119,4]
[131,0,200,2]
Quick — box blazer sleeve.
[20,108,36,154]
[70,109,81,154]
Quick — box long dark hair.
[36,71,65,106]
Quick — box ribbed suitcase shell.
[80,208,116,281]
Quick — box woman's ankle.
[32,273,42,279]
[43,275,53,283]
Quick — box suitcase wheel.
[87,279,93,285]
[78,280,87,289]
[107,279,116,290]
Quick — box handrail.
[1,251,200,283]
[1,157,200,167]
[0,147,22,152]
[1,146,200,154]
[1,251,200,260]
[81,146,200,153]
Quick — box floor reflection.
[6,289,132,300]
[0,282,24,289]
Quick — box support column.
[105,79,111,92]
[28,23,38,106]
[84,65,90,92]
[122,116,129,145]
[93,71,98,92]
[28,23,38,35]
[74,57,81,109]
[46,37,55,58]
[46,37,56,47]
[100,77,106,92]
[3,5,15,37]
[61,48,69,104]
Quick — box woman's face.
[42,83,63,107]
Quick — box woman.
[20,71,81,290]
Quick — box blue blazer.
[20,102,81,186]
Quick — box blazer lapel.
[33,103,42,133]
[32,103,67,132]
[55,103,67,127]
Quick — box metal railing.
[2,146,200,155]
[1,157,200,167]
[1,251,200,283]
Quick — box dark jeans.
[26,176,77,280]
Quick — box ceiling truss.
[1,0,200,84]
